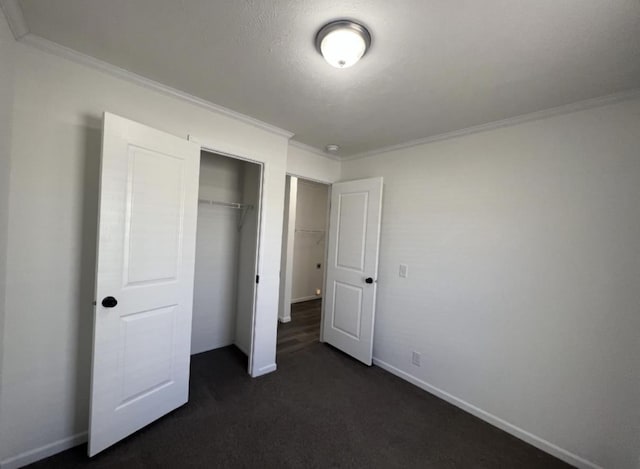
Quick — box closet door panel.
[89,112,200,456]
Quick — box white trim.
[285,172,334,186]
[5,1,640,161]
[9,13,639,163]
[0,0,28,39]
[278,316,291,323]
[372,357,603,469]
[288,140,342,161]
[345,88,640,161]
[253,363,277,377]
[17,33,295,140]
[0,432,87,469]
[278,177,297,323]
[247,159,265,379]
[197,139,263,166]
[318,185,332,344]
[291,295,322,303]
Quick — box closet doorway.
[277,176,330,355]
[89,115,266,455]
[191,150,262,371]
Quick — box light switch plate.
[399,263,408,278]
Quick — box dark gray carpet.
[27,343,571,468]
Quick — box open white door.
[89,113,200,456]
[322,177,383,365]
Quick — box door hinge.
[256,274,260,284]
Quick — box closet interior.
[191,150,261,370]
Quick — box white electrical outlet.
[412,351,421,366]
[399,263,408,278]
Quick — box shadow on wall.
[71,115,101,432]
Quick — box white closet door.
[322,177,383,365]
[89,113,200,456]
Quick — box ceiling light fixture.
[325,144,340,153]
[316,20,371,69]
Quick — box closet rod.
[198,198,253,210]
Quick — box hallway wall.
[292,179,328,302]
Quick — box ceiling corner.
[289,140,343,162]
[0,0,29,39]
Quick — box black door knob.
[102,296,118,308]
[365,277,374,284]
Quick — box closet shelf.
[198,198,253,231]
[198,198,253,210]
[295,228,326,245]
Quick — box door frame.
[277,176,384,357]
[195,138,265,375]
[277,173,332,345]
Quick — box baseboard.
[0,432,87,469]
[372,358,602,469]
[252,363,277,377]
[278,316,291,323]
[291,295,322,304]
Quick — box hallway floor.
[276,299,321,355]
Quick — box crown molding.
[288,140,342,161]
[6,0,639,160]
[344,88,640,162]
[18,33,295,139]
[0,0,29,39]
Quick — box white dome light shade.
[320,29,365,68]
[316,20,371,69]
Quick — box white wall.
[0,42,289,466]
[292,179,328,302]
[0,9,16,442]
[2,20,637,469]
[235,161,261,356]
[278,176,297,322]
[286,144,340,184]
[341,98,640,469]
[191,152,244,355]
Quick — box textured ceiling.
[18,0,640,157]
